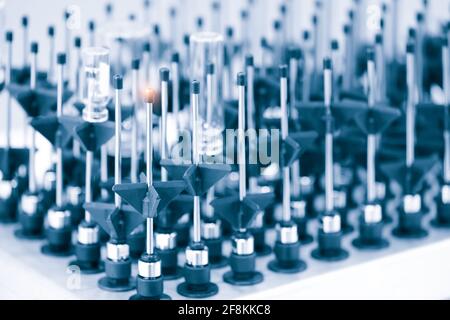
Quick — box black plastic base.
[98,258,134,292]
[432,199,450,228]
[204,237,228,269]
[129,293,171,300]
[177,263,218,298]
[0,196,19,224]
[268,241,306,274]
[68,242,104,274]
[392,209,428,239]
[14,228,45,240]
[311,230,349,262]
[98,277,135,292]
[293,217,314,245]
[352,220,389,250]
[41,227,73,257]
[15,210,45,240]
[177,282,218,299]
[223,252,263,286]
[157,248,183,280]
[250,227,271,257]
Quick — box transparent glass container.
[189,32,224,159]
[81,47,111,123]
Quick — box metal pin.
[47,26,55,84]
[5,31,12,150]
[442,39,450,183]
[88,20,96,47]
[280,66,291,223]
[206,62,215,126]
[367,50,376,204]
[145,89,154,255]
[211,1,221,34]
[237,73,247,203]
[21,16,29,67]
[56,53,66,208]
[191,81,201,243]
[28,42,38,194]
[289,50,301,199]
[63,10,71,86]
[130,59,141,184]
[160,68,169,182]
[171,53,180,132]
[323,58,334,213]
[375,34,386,102]
[246,55,258,193]
[406,43,416,169]
[114,75,123,209]
[343,24,353,90]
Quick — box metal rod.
[442,40,450,183]
[22,16,28,67]
[416,13,425,103]
[343,24,353,90]
[375,34,386,102]
[367,53,376,204]
[289,53,301,198]
[114,76,122,209]
[171,54,180,132]
[28,44,38,194]
[191,81,201,243]
[100,145,108,199]
[237,73,246,202]
[246,55,258,193]
[56,54,64,208]
[406,43,416,168]
[131,61,140,183]
[324,58,334,213]
[160,68,169,181]
[145,89,154,255]
[47,26,55,84]
[5,32,12,150]
[85,150,93,222]
[88,21,96,47]
[206,62,214,126]
[280,66,291,223]
[391,0,399,61]
[64,11,71,86]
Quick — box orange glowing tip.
[145,88,155,104]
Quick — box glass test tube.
[81,47,111,123]
[189,32,224,159]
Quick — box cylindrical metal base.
[69,242,103,274]
[15,211,44,240]
[432,198,450,228]
[352,218,389,250]
[268,241,306,274]
[393,209,428,239]
[311,229,349,262]
[156,248,182,280]
[223,252,263,286]
[41,226,73,257]
[0,192,19,224]
[98,258,134,292]
[204,237,227,269]
[177,264,218,299]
